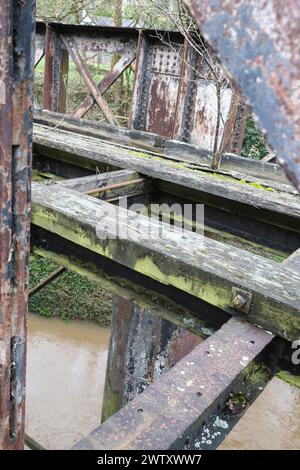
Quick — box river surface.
[220,376,300,450]
[25,313,110,450]
[26,313,300,450]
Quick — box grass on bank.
[29,257,112,325]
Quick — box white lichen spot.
[213,417,229,429]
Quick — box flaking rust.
[183,0,300,192]
[0,0,35,449]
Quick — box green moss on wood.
[32,246,211,338]
[134,255,230,311]
[276,371,300,389]
[118,147,282,193]
[242,362,272,388]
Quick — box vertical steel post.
[101,295,200,423]
[0,0,35,449]
[43,24,68,112]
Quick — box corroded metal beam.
[102,295,200,423]
[35,22,248,152]
[73,318,273,450]
[60,34,118,126]
[183,0,300,192]
[73,51,136,119]
[0,0,35,449]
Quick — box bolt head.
[233,294,247,309]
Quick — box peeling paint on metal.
[183,0,300,191]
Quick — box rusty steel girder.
[0,0,35,449]
[183,0,300,192]
[36,22,248,155]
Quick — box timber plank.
[73,318,273,450]
[58,169,140,192]
[31,182,300,340]
[33,111,291,188]
[34,110,165,152]
[282,248,300,273]
[33,125,300,226]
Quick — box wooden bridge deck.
[30,112,300,449]
[1,8,300,450]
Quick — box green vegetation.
[225,393,248,415]
[34,54,135,126]
[29,257,112,325]
[242,116,269,160]
[242,362,272,389]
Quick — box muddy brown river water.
[26,313,110,449]
[26,313,300,450]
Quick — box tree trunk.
[112,0,124,118]
[211,81,222,170]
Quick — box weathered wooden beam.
[31,237,221,338]
[60,34,117,126]
[149,201,288,261]
[73,318,273,450]
[58,169,139,192]
[102,295,200,423]
[73,51,136,119]
[154,191,296,257]
[282,248,300,273]
[164,140,290,187]
[34,110,291,187]
[33,126,300,233]
[34,110,166,152]
[31,183,300,340]
[58,169,150,201]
